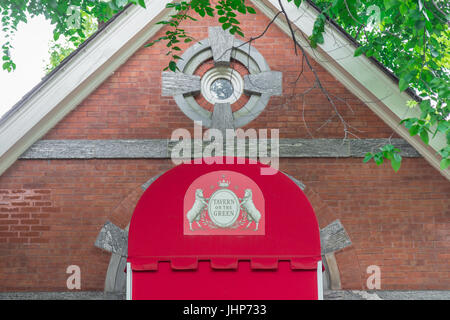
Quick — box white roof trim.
[0,0,448,180]
[0,0,173,176]
[253,0,448,180]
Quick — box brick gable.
[43,10,395,140]
[0,5,448,292]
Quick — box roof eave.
[252,0,448,180]
[0,0,174,176]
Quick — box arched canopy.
[128,157,321,270]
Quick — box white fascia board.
[253,0,449,180]
[317,261,323,300]
[0,0,173,176]
[126,262,132,300]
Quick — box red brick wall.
[0,6,448,291]
[0,158,448,291]
[284,158,450,290]
[0,160,173,291]
[0,189,53,245]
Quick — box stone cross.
[161,26,283,135]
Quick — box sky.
[0,16,53,118]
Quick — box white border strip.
[317,261,323,300]
[126,262,132,300]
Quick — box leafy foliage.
[45,11,97,73]
[1,0,449,170]
[364,144,403,172]
[144,0,257,71]
[1,0,133,72]
[309,0,449,169]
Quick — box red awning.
[127,157,322,299]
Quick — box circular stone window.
[201,67,244,105]
[161,26,282,129]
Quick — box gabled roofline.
[0,4,132,126]
[0,0,448,179]
[252,0,448,179]
[303,0,421,102]
[0,0,420,127]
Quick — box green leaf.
[374,153,384,165]
[168,61,177,72]
[315,32,324,45]
[419,100,431,113]
[363,152,373,163]
[384,0,395,9]
[381,144,395,153]
[391,153,402,172]
[440,158,450,170]
[138,0,146,9]
[420,129,429,144]
[414,19,425,31]
[354,46,365,57]
[222,23,231,30]
[409,125,420,136]
[398,77,409,92]
[391,159,401,172]
[437,121,449,133]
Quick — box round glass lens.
[210,78,234,101]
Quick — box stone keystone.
[94,221,128,257]
[320,219,352,255]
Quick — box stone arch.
[304,187,363,289]
[102,188,142,293]
[109,187,144,230]
[97,171,359,293]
